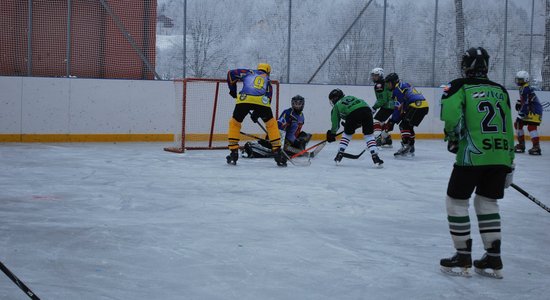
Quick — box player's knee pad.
[446,196,469,216]
[228,118,242,149]
[473,194,498,215]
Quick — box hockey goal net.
[164,78,280,153]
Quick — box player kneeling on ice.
[439,47,515,279]
[326,89,383,167]
[243,95,312,158]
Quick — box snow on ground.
[1,140,549,300]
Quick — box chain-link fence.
[1,0,548,89]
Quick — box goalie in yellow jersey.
[226,63,287,167]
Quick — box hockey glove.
[229,90,237,99]
[515,100,521,111]
[504,163,515,189]
[447,140,459,154]
[326,130,336,143]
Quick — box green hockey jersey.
[440,77,514,167]
[330,95,369,133]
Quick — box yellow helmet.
[257,63,271,74]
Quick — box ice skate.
[273,148,287,167]
[334,149,345,163]
[394,142,414,157]
[474,240,503,279]
[377,132,393,148]
[440,239,472,277]
[528,145,541,156]
[226,149,239,165]
[371,153,384,168]
[514,143,525,153]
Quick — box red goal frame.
[164,78,280,153]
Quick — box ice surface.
[1,141,549,300]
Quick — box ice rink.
[1,140,549,300]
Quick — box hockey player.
[513,70,543,155]
[384,73,429,157]
[326,89,383,167]
[243,95,312,158]
[226,63,287,167]
[439,47,515,279]
[370,68,394,147]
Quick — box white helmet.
[515,70,529,85]
[371,67,384,77]
[370,67,384,82]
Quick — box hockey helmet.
[461,47,489,78]
[291,95,305,112]
[370,67,384,82]
[515,70,529,85]
[328,89,344,106]
[257,63,271,74]
[384,72,399,90]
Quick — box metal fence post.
[27,0,32,76]
[382,0,387,69]
[183,0,187,79]
[66,0,71,77]
[503,0,509,84]
[528,0,535,76]
[287,0,292,83]
[432,0,439,87]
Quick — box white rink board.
[0,76,549,137]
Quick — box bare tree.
[183,1,233,78]
[454,0,465,76]
[543,0,550,90]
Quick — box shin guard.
[228,118,242,150]
[265,118,282,150]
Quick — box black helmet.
[291,95,305,112]
[461,47,489,78]
[328,89,344,105]
[384,72,399,89]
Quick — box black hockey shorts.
[344,107,374,135]
[374,107,393,123]
[403,106,428,127]
[447,165,510,200]
[232,103,274,123]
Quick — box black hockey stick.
[0,260,41,300]
[341,149,366,159]
[510,183,550,213]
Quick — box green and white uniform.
[441,77,514,167]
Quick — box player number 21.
[478,101,507,133]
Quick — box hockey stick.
[290,131,344,159]
[510,183,550,213]
[341,149,366,159]
[0,261,41,300]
